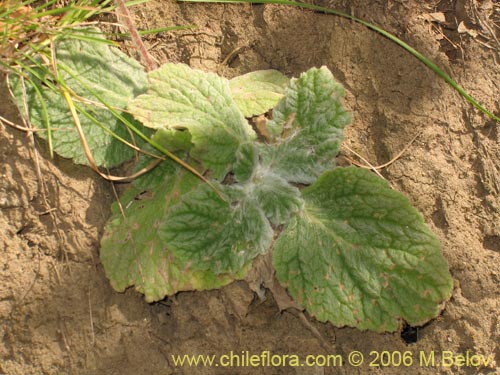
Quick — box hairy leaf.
[128,63,256,180]
[100,160,244,302]
[160,184,273,274]
[230,70,289,117]
[233,142,258,183]
[247,167,303,225]
[9,28,148,167]
[260,66,351,184]
[129,129,191,191]
[273,167,453,331]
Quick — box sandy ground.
[1,0,499,374]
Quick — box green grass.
[180,0,500,124]
[1,0,199,179]
[3,0,497,185]
[2,0,113,158]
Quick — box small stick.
[0,114,44,132]
[109,175,126,219]
[48,260,62,285]
[342,144,387,181]
[220,44,250,67]
[343,132,420,172]
[114,0,156,71]
[372,132,420,170]
[88,277,95,347]
[62,86,162,181]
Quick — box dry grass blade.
[343,132,421,172]
[2,0,223,196]
[181,0,500,124]
[61,85,162,182]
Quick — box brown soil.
[1,1,500,374]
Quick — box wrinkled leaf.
[248,167,303,225]
[233,142,258,183]
[260,66,351,184]
[128,129,191,191]
[160,184,273,274]
[230,70,289,117]
[129,63,256,180]
[273,167,453,331]
[9,28,148,167]
[101,64,452,332]
[153,128,193,153]
[100,159,245,302]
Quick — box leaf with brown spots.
[272,167,453,332]
[100,157,246,302]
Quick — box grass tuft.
[2,0,201,181]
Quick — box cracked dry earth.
[1,0,500,374]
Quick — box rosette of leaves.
[101,63,453,332]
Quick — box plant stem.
[115,0,157,71]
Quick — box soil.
[1,0,500,374]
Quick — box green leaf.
[233,142,258,183]
[128,63,256,180]
[248,168,303,225]
[153,128,193,153]
[273,167,453,332]
[100,160,244,302]
[260,66,351,184]
[129,129,191,191]
[229,70,289,117]
[9,28,148,167]
[159,184,273,274]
